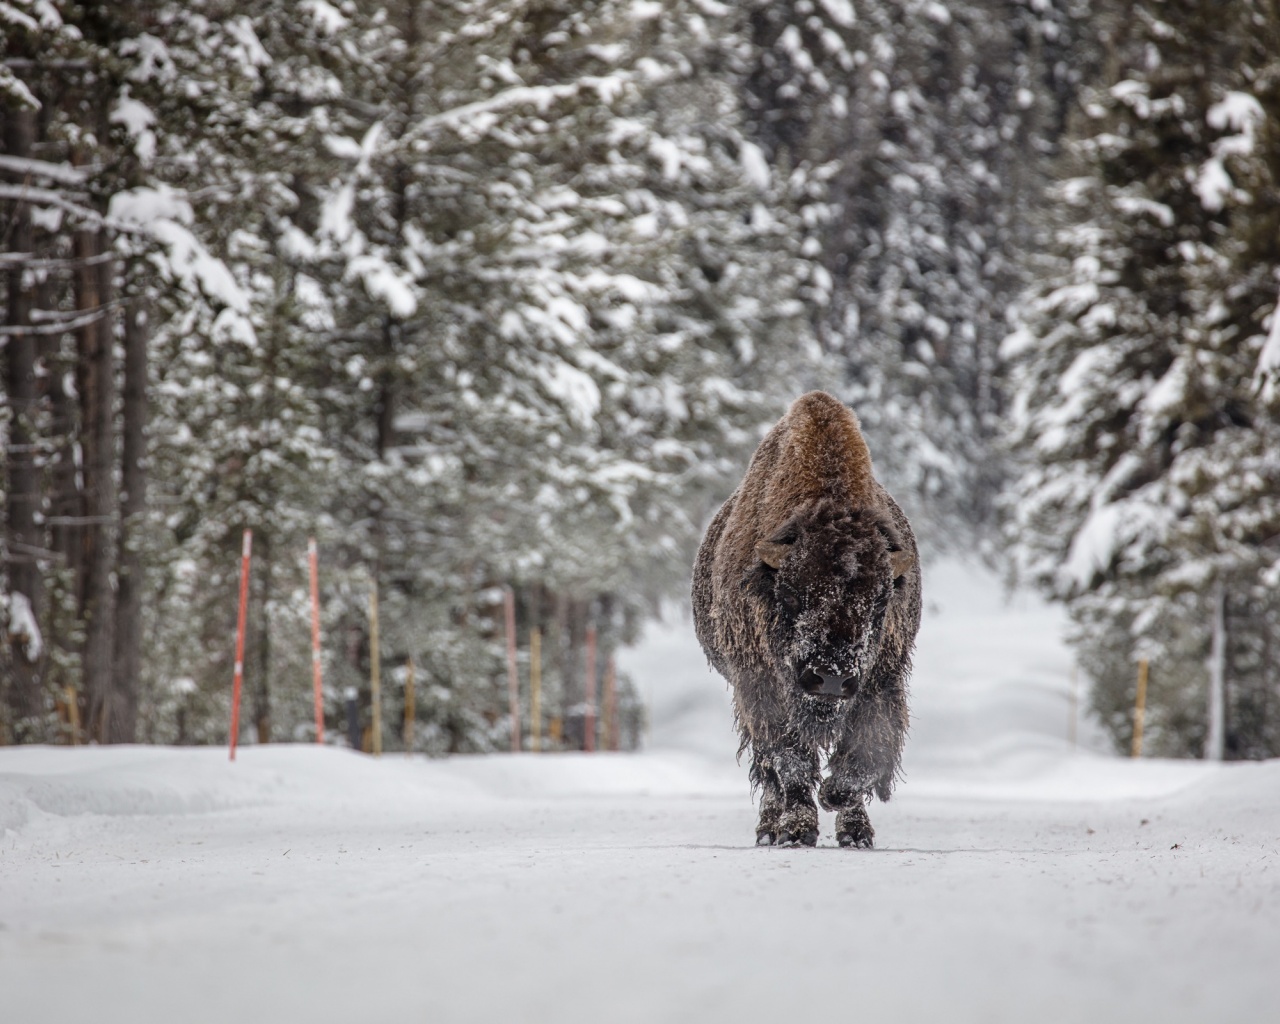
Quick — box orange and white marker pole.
[229,528,252,761]
[584,622,597,753]
[504,586,520,753]
[308,538,324,744]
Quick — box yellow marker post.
[404,654,415,756]
[66,687,81,746]
[370,579,382,757]
[1131,658,1149,758]
[530,627,542,753]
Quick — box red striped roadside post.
[584,623,597,753]
[504,586,520,752]
[308,538,324,744]
[229,528,252,761]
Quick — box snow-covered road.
[3,562,1278,1023]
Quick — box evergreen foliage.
[5,0,1277,761]
[2,0,817,749]
[1005,0,1280,758]
[742,0,1092,537]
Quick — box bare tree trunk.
[2,108,45,738]
[77,233,117,740]
[251,533,273,743]
[46,314,80,571]
[1205,580,1226,761]
[110,296,147,742]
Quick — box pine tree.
[295,0,819,749]
[2,1,821,749]
[742,0,1093,538]
[3,0,138,740]
[1005,0,1280,758]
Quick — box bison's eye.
[780,590,801,614]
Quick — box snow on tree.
[3,0,145,741]
[741,0,1093,541]
[1004,0,1280,758]
[1,1,820,748]
[289,0,819,750]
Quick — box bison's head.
[746,501,914,701]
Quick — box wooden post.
[66,687,81,746]
[1131,658,1149,758]
[1205,581,1226,761]
[344,685,360,750]
[530,627,542,753]
[229,529,252,761]
[504,586,520,753]
[308,539,324,744]
[1068,663,1078,751]
[603,654,617,752]
[404,654,415,756]
[369,579,382,757]
[584,622,597,753]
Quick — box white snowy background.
[3,558,1276,1023]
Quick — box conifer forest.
[2,0,1278,760]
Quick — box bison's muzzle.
[797,665,859,698]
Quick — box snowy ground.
[3,561,1278,1023]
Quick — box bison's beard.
[797,689,846,723]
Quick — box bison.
[692,391,921,848]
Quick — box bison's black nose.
[798,666,858,697]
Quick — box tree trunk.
[110,296,148,742]
[1205,580,1227,761]
[251,532,273,743]
[2,107,45,738]
[77,234,117,740]
[46,300,81,573]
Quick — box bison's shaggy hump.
[692,391,921,849]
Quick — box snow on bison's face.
[745,502,913,702]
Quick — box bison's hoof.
[835,805,875,849]
[776,828,819,847]
[755,803,781,846]
[836,830,873,849]
[774,805,819,847]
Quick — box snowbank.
[2,559,1275,1024]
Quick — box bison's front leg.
[751,744,820,847]
[819,782,875,849]
[818,750,879,848]
[821,695,908,849]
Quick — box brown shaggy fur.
[692,392,922,848]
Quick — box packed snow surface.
[3,560,1277,1023]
